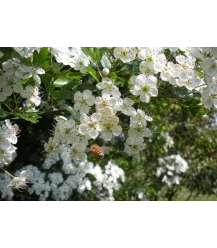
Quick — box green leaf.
[53,71,83,87]
[189,106,201,117]
[53,77,71,87]
[57,81,81,101]
[14,112,41,123]
[87,65,99,82]
[82,83,97,92]
[81,47,104,65]
[52,63,61,75]
[33,50,39,65]
[38,47,48,66]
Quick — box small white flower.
[202,83,217,109]
[79,113,101,139]
[130,74,158,103]
[97,108,122,141]
[95,92,117,113]
[124,137,146,155]
[201,58,217,77]
[139,61,155,76]
[8,170,28,191]
[176,73,202,90]
[96,78,121,98]
[74,90,95,114]
[128,123,152,138]
[130,109,152,125]
[175,54,195,81]
[70,143,87,161]
[116,98,136,116]
[113,47,138,63]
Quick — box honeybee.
[90,144,104,159]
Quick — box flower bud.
[102,68,109,76]
[202,115,209,122]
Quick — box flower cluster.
[5,160,125,201]
[0,58,44,106]
[51,47,90,73]
[0,120,19,167]
[124,109,152,155]
[156,154,188,186]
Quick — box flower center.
[0,148,5,156]
[147,56,153,63]
[132,144,139,150]
[102,100,108,108]
[121,50,129,57]
[88,122,95,128]
[211,61,217,70]
[104,123,113,131]
[78,60,84,66]
[72,149,78,155]
[142,85,149,93]
[64,127,71,135]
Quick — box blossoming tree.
[1,47,217,200]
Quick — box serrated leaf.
[14,112,41,123]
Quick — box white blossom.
[74,90,95,114]
[130,74,158,103]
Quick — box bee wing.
[86,147,92,153]
[101,146,112,155]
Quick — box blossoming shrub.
[1,47,217,200]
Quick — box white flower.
[79,113,101,139]
[201,58,217,77]
[95,92,117,112]
[176,72,202,90]
[130,74,158,103]
[70,143,87,161]
[116,98,136,116]
[175,54,195,81]
[139,61,155,76]
[138,47,163,61]
[44,137,60,157]
[96,78,121,98]
[154,54,167,72]
[202,83,217,109]
[130,109,152,125]
[124,137,146,155]
[74,90,95,114]
[97,108,122,141]
[156,154,188,186]
[54,118,75,142]
[128,123,152,138]
[8,170,28,191]
[21,86,41,106]
[0,73,23,102]
[72,53,90,73]
[113,47,137,63]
